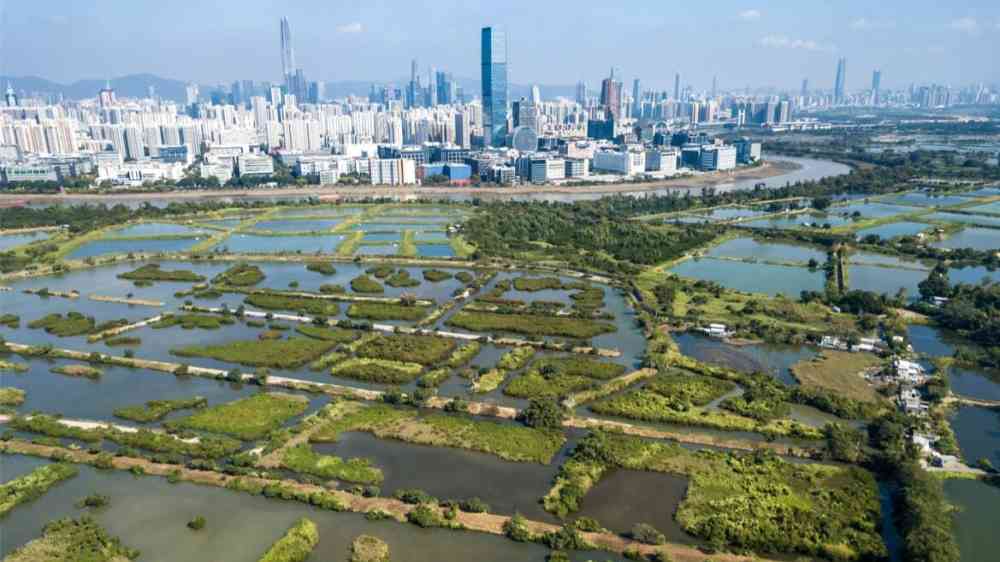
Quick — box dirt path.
[0,439,781,562]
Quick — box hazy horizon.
[2,0,998,92]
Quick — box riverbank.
[0,160,802,204]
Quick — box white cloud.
[949,17,979,34]
[739,9,761,21]
[850,18,896,30]
[336,22,364,34]
[757,35,833,52]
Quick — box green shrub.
[212,263,264,286]
[306,262,337,275]
[118,263,205,283]
[355,333,456,365]
[446,311,615,339]
[422,269,452,282]
[245,293,339,316]
[632,522,666,545]
[172,337,338,369]
[350,275,384,294]
[166,393,309,440]
[257,517,319,562]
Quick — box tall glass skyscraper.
[280,17,295,84]
[481,27,508,147]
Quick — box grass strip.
[281,443,383,485]
[113,396,208,423]
[171,337,338,369]
[3,516,139,561]
[0,387,26,406]
[346,302,431,321]
[257,517,319,562]
[355,333,457,365]
[245,293,340,316]
[118,263,205,283]
[329,358,423,384]
[446,311,615,339]
[0,463,78,517]
[312,401,565,464]
[166,393,309,441]
[151,313,234,330]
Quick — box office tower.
[99,82,116,108]
[481,26,509,147]
[871,70,882,106]
[632,79,641,118]
[185,83,199,106]
[599,68,622,121]
[4,83,17,108]
[711,75,717,98]
[407,59,420,108]
[834,57,847,104]
[673,73,680,100]
[280,17,296,85]
[231,81,244,106]
[801,79,809,98]
[531,85,541,105]
[575,81,587,106]
[436,71,454,105]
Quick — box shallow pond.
[673,333,816,386]
[950,405,1000,467]
[696,207,767,220]
[847,264,926,298]
[931,227,1000,251]
[413,230,449,242]
[415,244,455,258]
[351,222,444,233]
[947,265,1000,286]
[669,258,824,297]
[69,238,200,259]
[847,252,928,269]
[250,219,342,232]
[832,202,922,219]
[354,244,399,256]
[943,479,1000,562]
[577,469,697,545]
[705,238,826,264]
[854,222,930,240]
[881,192,971,208]
[194,218,247,229]
[273,206,368,218]
[966,200,1000,215]
[0,231,50,251]
[215,233,346,254]
[1,358,259,424]
[950,367,1000,402]
[0,454,607,562]
[740,213,852,230]
[109,223,208,238]
[362,232,402,242]
[924,212,1000,228]
[318,430,566,523]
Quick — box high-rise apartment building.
[481,27,509,147]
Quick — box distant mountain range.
[1,73,580,103]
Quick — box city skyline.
[2,1,999,91]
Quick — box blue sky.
[2,0,998,90]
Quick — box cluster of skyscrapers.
[0,18,998,188]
